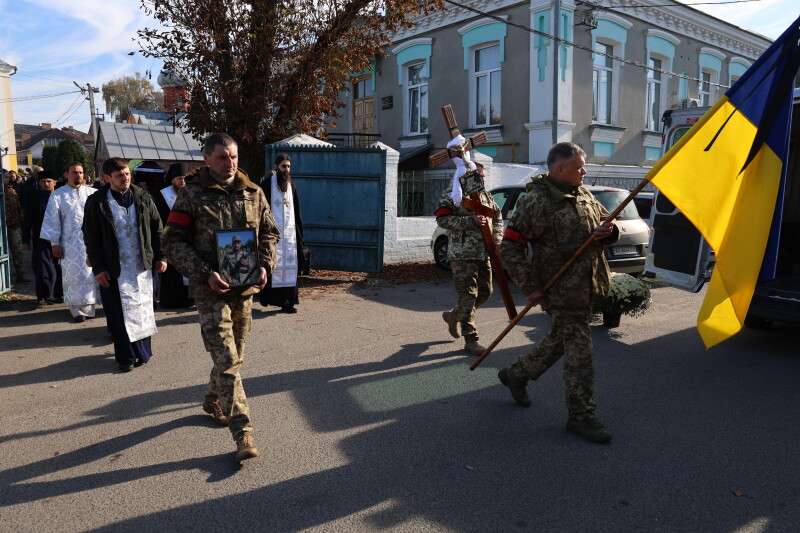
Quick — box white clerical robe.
[270,175,298,288]
[108,191,157,342]
[40,185,98,307]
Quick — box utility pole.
[552,0,560,145]
[74,81,101,177]
[73,81,100,146]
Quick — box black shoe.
[45,298,59,305]
[74,315,87,323]
[133,360,147,368]
[37,298,48,306]
[281,305,297,314]
[119,364,134,373]
[566,416,612,444]
[498,368,531,407]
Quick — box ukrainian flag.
[647,15,800,348]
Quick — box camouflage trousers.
[511,309,596,419]
[7,227,25,276]
[449,259,492,342]
[195,296,254,440]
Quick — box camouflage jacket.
[161,166,279,299]
[500,173,619,311]
[436,187,503,261]
[4,185,23,228]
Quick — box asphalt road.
[1,268,799,532]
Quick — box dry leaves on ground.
[299,262,450,297]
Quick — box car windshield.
[591,190,641,221]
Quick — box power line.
[13,73,76,87]
[56,100,88,127]
[0,90,82,104]
[440,0,742,88]
[51,93,85,126]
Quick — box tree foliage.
[101,72,164,121]
[56,139,89,177]
[137,0,443,176]
[41,145,59,174]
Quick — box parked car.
[431,184,650,275]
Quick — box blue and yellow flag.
[646,15,800,348]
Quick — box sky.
[1,0,798,131]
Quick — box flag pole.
[470,177,652,371]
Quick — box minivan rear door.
[645,108,715,292]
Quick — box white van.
[645,89,800,328]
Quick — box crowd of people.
[3,137,620,461]
[2,135,315,462]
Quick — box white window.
[473,44,501,126]
[645,57,663,131]
[407,63,428,135]
[592,42,614,124]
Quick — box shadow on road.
[3,320,800,531]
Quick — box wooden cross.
[428,105,489,168]
[429,105,517,321]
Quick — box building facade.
[328,0,771,178]
[0,59,18,172]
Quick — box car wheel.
[744,313,773,330]
[434,237,450,271]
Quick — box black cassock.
[153,187,191,309]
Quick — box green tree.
[56,139,88,176]
[41,145,59,174]
[101,72,164,121]
[137,0,443,176]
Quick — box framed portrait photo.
[216,228,259,288]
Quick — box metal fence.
[325,133,380,148]
[397,170,452,216]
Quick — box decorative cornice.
[729,56,752,68]
[392,38,433,55]
[391,0,526,42]
[646,28,680,46]
[595,12,634,30]
[603,0,769,59]
[390,0,770,60]
[699,47,726,61]
[458,16,508,35]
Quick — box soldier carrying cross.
[432,105,514,356]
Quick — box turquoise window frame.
[461,22,507,70]
[396,44,432,86]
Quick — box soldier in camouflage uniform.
[436,163,504,355]
[497,142,619,444]
[4,174,30,282]
[161,133,279,463]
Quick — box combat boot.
[566,416,612,444]
[442,311,460,338]
[498,368,531,407]
[464,340,486,356]
[202,397,230,426]
[235,434,259,462]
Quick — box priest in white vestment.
[83,157,167,373]
[258,153,308,313]
[40,162,98,322]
